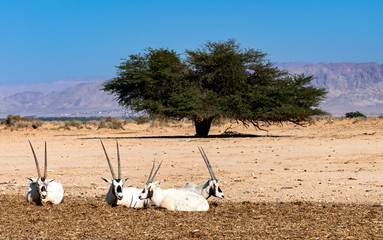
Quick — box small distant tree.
[345,111,366,118]
[103,39,327,137]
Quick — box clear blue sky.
[1,0,382,84]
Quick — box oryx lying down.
[26,141,64,205]
[139,160,209,211]
[178,147,224,199]
[100,140,147,208]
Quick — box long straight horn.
[116,141,121,180]
[149,160,163,183]
[29,141,41,179]
[100,140,116,179]
[146,160,156,185]
[198,146,216,180]
[44,141,47,179]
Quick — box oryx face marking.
[210,179,224,199]
[113,179,124,200]
[37,178,48,199]
[139,184,154,200]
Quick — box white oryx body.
[140,180,209,211]
[100,140,147,208]
[139,160,209,212]
[26,141,64,205]
[27,178,64,204]
[178,147,224,199]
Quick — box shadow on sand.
[81,133,289,140]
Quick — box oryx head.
[198,146,224,199]
[27,141,53,199]
[100,140,129,201]
[139,160,162,200]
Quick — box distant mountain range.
[277,62,383,115]
[0,62,382,118]
[0,81,124,118]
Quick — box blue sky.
[0,0,382,85]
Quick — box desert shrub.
[325,117,334,124]
[135,116,150,125]
[86,120,99,127]
[212,118,231,127]
[30,119,43,129]
[124,118,135,124]
[345,111,366,118]
[98,117,125,129]
[64,120,84,130]
[1,115,43,130]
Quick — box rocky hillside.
[278,62,383,115]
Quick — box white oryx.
[178,147,224,199]
[26,141,64,205]
[139,160,209,211]
[100,140,147,208]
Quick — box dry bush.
[150,118,190,128]
[0,115,43,130]
[63,120,84,130]
[86,120,99,128]
[97,117,125,130]
[49,120,64,126]
[135,116,150,125]
[124,118,135,124]
[212,117,231,127]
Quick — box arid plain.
[0,118,382,204]
[0,118,382,239]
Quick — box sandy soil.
[0,118,382,204]
[1,195,382,239]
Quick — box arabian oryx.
[139,160,209,211]
[26,141,64,205]
[100,140,148,208]
[178,147,224,199]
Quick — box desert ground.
[0,118,382,238]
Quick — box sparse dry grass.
[0,195,381,239]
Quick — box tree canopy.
[103,39,327,137]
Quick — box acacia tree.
[103,40,327,137]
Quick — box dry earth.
[0,118,382,238]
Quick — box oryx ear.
[155,180,163,186]
[102,177,113,184]
[123,177,130,183]
[27,177,36,182]
[48,179,55,183]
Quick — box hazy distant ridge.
[278,62,383,115]
[0,81,122,118]
[1,62,383,117]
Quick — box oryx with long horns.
[100,140,147,208]
[26,141,64,205]
[139,160,209,211]
[178,147,224,199]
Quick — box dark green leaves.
[103,39,327,134]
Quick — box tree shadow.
[81,133,289,140]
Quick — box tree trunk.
[194,118,214,137]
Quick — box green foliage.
[103,39,327,136]
[345,111,367,118]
